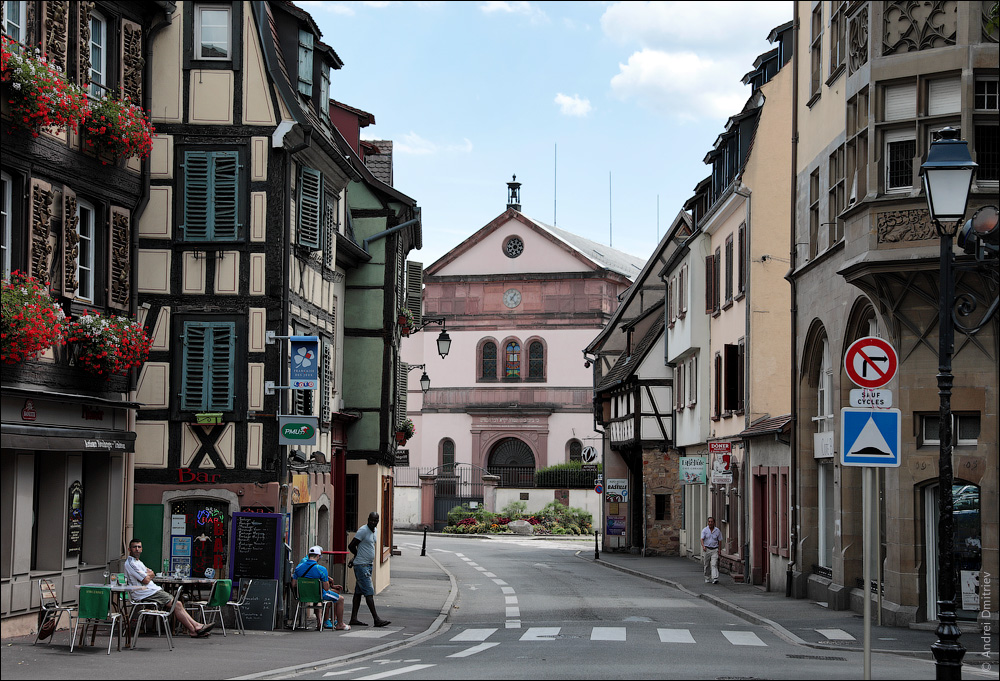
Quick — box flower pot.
[395,431,407,444]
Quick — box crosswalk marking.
[354,664,436,680]
[341,628,397,639]
[658,628,697,643]
[591,627,626,641]
[505,596,518,605]
[448,642,500,658]
[491,578,508,586]
[501,586,515,595]
[817,628,855,641]
[322,668,369,677]
[505,620,521,629]
[451,628,497,642]
[722,631,767,646]
[520,627,560,641]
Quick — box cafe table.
[150,576,218,633]
[75,583,145,647]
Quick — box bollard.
[594,530,600,560]
[421,527,427,556]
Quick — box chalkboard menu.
[229,512,283,581]
[239,579,279,631]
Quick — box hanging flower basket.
[396,418,415,444]
[398,309,414,336]
[1,36,89,137]
[66,312,150,378]
[83,95,155,163]
[395,431,408,445]
[1,271,67,364]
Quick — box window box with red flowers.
[66,312,150,378]
[398,308,414,336]
[1,272,67,364]
[83,95,154,164]
[1,36,89,137]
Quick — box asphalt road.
[284,536,954,680]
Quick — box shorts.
[322,589,340,602]
[353,563,374,596]
[136,589,173,607]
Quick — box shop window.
[169,499,229,576]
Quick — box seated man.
[292,546,348,631]
[124,539,215,638]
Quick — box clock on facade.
[503,288,522,309]
[504,236,524,258]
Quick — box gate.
[431,464,486,531]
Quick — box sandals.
[374,619,391,628]
[335,624,351,631]
[191,622,216,637]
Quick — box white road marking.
[722,630,767,646]
[501,586,515,595]
[505,596,518,605]
[505,620,521,629]
[474,566,487,572]
[455,553,464,557]
[451,628,497,642]
[432,548,450,553]
[817,628,855,640]
[506,606,520,618]
[520,627,560,641]
[590,627,626,641]
[658,629,696,643]
[447,642,500,658]
[484,572,497,578]
[492,579,508,586]
[354,664,436,680]
[341,628,397,639]
[322,668,369,677]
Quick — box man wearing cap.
[292,546,348,630]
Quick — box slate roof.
[521,214,644,280]
[595,308,665,392]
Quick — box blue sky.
[303,1,793,267]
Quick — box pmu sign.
[844,336,897,389]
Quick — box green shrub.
[447,504,473,526]
[501,500,527,517]
[533,461,602,489]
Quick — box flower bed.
[1,272,66,364]
[441,501,593,535]
[66,312,150,377]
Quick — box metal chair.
[131,586,181,650]
[292,578,330,631]
[193,579,231,636]
[71,586,122,654]
[33,579,77,646]
[226,579,252,635]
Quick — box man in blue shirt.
[292,546,347,630]
[347,512,391,628]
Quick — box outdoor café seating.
[33,579,77,647]
[70,586,122,654]
[192,579,232,636]
[292,578,330,631]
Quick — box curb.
[229,553,459,680]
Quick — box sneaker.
[712,579,719,584]
[705,579,710,583]
[324,620,334,629]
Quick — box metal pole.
[863,467,872,680]
[595,530,600,560]
[876,467,883,627]
[421,527,427,557]
[932,230,965,680]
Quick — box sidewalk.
[589,549,996,664]
[0,547,456,681]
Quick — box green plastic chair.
[193,579,232,636]
[293,578,330,631]
[71,586,121,654]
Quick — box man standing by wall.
[347,512,391,627]
[701,517,722,584]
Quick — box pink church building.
[400,179,642,525]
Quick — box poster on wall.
[66,480,83,555]
[607,515,626,536]
[710,442,733,485]
[606,479,628,502]
[679,457,707,484]
[171,535,192,558]
[960,570,980,610]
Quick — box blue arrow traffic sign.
[841,407,901,467]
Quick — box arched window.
[528,341,544,380]
[505,341,521,379]
[568,440,582,462]
[487,437,535,486]
[440,439,455,475]
[481,341,497,381]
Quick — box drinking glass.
[103,568,110,585]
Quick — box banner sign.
[289,336,320,389]
[680,457,707,484]
[709,442,733,485]
[278,416,317,445]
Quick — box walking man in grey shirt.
[701,517,722,584]
[347,512,391,628]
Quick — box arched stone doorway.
[487,437,536,487]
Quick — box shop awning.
[1,424,136,452]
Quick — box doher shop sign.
[279,416,318,445]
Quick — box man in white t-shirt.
[124,539,215,638]
[347,512,390,628]
[700,517,723,584]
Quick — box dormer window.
[297,29,313,97]
[196,4,231,60]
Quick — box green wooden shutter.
[182,151,211,241]
[212,152,240,241]
[181,323,208,410]
[182,321,235,411]
[396,361,408,426]
[297,30,313,96]
[208,322,236,411]
[297,167,322,249]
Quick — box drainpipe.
[786,3,801,599]
[126,4,175,558]
[734,181,751,581]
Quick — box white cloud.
[610,49,746,122]
[480,1,548,23]
[554,93,592,117]
[392,132,473,156]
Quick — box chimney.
[506,175,521,211]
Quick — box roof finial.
[507,174,522,212]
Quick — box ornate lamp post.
[920,127,975,681]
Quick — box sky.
[301,0,794,268]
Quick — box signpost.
[842,336,898,680]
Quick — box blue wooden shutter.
[212,152,240,241]
[297,30,313,97]
[182,151,211,241]
[208,323,235,411]
[297,167,322,249]
[181,321,235,411]
[181,323,208,410]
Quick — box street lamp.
[408,364,431,393]
[920,127,975,681]
[410,316,452,359]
